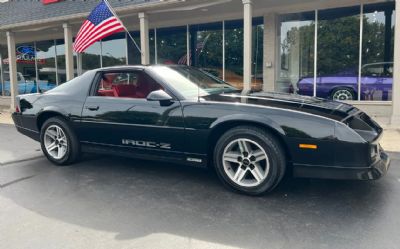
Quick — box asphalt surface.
[0,124,400,249]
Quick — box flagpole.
[103,0,142,55]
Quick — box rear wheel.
[213,126,286,195]
[40,117,80,166]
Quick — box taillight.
[15,105,20,113]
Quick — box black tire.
[40,117,80,166]
[330,87,356,101]
[213,126,286,196]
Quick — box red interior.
[97,73,163,98]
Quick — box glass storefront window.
[252,24,264,91]
[127,31,141,65]
[157,26,187,65]
[362,2,395,101]
[278,12,315,94]
[190,22,223,81]
[317,6,361,100]
[149,29,156,64]
[225,20,244,89]
[82,41,101,71]
[0,45,8,96]
[224,17,264,90]
[156,26,187,64]
[102,33,127,67]
[36,40,57,92]
[55,39,67,84]
[15,43,37,94]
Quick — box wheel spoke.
[47,142,57,152]
[56,127,61,138]
[223,152,241,163]
[238,140,250,153]
[250,163,264,183]
[57,146,65,158]
[46,130,57,140]
[233,167,247,182]
[253,150,266,162]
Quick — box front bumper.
[293,149,391,180]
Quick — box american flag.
[73,0,124,53]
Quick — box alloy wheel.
[44,125,68,160]
[332,89,354,101]
[222,138,270,187]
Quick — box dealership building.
[0,0,399,125]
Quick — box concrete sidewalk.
[0,107,13,125]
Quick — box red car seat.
[98,88,118,97]
[135,73,162,98]
[113,84,136,98]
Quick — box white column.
[391,0,400,125]
[6,31,18,111]
[242,0,253,93]
[63,23,74,81]
[263,13,277,92]
[139,12,150,65]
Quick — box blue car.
[0,72,56,96]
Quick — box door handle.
[85,105,100,111]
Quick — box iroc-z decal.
[122,139,172,150]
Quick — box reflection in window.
[190,22,223,83]
[36,40,57,92]
[55,40,66,84]
[317,7,360,100]
[157,26,187,65]
[0,45,8,96]
[225,20,244,89]
[252,24,264,91]
[102,33,127,67]
[225,18,264,90]
[362,2,395,101]
[127,31,141,65]
[15,43,37,94]
[81,41,101,70]
[278,12,315,95]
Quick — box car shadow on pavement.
[1,153,399,249]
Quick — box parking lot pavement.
[0,124,42,165]
[1,123,400,249]
[0,151,399,249]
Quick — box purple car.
[294,62,393,101]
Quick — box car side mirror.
[146,90,174,106]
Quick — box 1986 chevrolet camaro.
[12,65,390,195]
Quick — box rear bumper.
[293,149,390,180]
[12,113,40,142]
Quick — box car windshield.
[153,66,238,99]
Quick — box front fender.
[210,113,286,137]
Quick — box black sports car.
[12,65,390,195]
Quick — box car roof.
[94,64,189,72]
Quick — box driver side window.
[96,71,163,99]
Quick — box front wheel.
[213,126,286,195]
[40,117,80,166]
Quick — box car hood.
[203,91,358,122]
